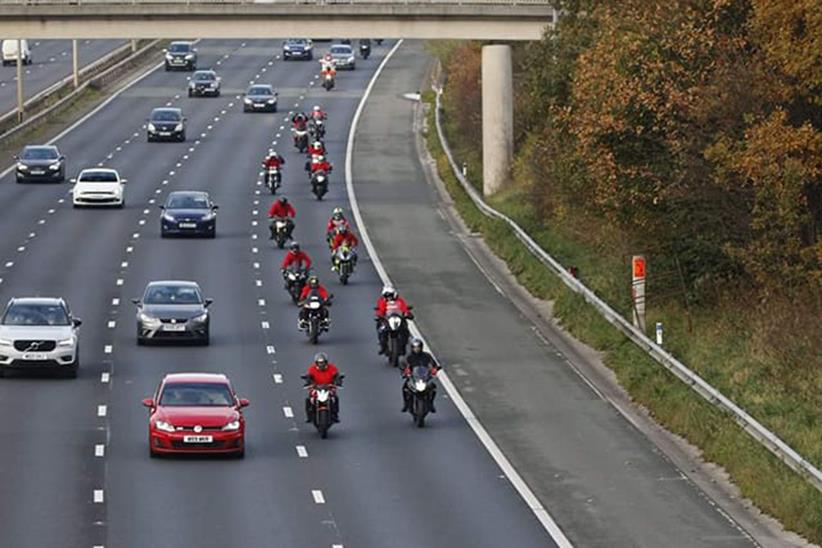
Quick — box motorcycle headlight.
[49,162,61,171]
[415,379,427,392]
[174,123,183,132]
[148,123,157,132]
[388,316,402,330]
[154,420,175,433]
[57,337,75,347]
[308,301,321,310]
[317,176,326,182]
[0,338,12,347]
[192,312,209,323]
[17,164,28,171]
[316,390,330,403]
[288,272,297,281]
[221,420,240,431]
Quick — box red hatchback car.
[142,373,249,458]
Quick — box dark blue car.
[282,38,313,60]
[160,191,218,238]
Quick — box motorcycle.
[381,306,413,367]
[300,294,332,344]
[293,128,309,153]
[322,73,335,92]
[360,43,371,59]
[302,378,343,438]
[405,365,435,428]
[311,170,329,201]
[282,267,308,305]
[332,243,356,285]
[309,118,326,140]
[270,217,293,249]
[265,166,281,194]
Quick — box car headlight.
[174,123,183,132]
[185,53,195,60]
[57,337,75,347]
[0,338,12,347]
[17,164,28,171]
[49,162,61,171]
[139,312,160,325]
[154,420,175,433]
[348,56,355,63]
[148,123,156,132]
[201,212,215,222]
[221,420,240,431]
[192,312,209,323]
[165,53,173,60]
[283,45,291,51]
[244,98,253,104]
[162,213,176,223]
[267,99,276,104]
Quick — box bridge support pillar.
[481,44,513,197]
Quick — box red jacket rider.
[262,152,285,169]
[310,159,332,173]
[282,246,312,270]
[375,294,411,318]
[307,142,325,157]
[268,200,296,219]
[331,230,358,251]
[306,360,339,386]
[299,283,329,302]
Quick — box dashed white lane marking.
[255,279,262,287]
[58,198,65,204]
[95,444,105,457]
[17,246,25,252]
[252,209,258,215]
[296,445,308,458]
[116,279,124,286]
[333,545,344,548]
[133,231,141,238]
[283,406,293,418]
[261,321,270,329]
[138,219,146,226]
[251,234,258,240]
[97,405,107,417]
[5,261,13,268]
[121,261,128,268]
[126,246,134,253]
[107,320,116,329]
[162,180,169,185]
[251,245,258,252]
[93,490,104,504]
[111,298,120,306]
[101,372,110,383]
[311,490,325,504]
[28,232,35,238]
[104,345,113,354]
[251,221,258,228]
[272,373,283,384]
[253,262,260,269]
[258,299,266,307]
[38,219,45,224]
[266,345,276,354]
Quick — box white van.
[2,40,32,66]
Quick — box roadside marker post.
[631,255,646,332]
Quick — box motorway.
[0,40,555,548]
[0,39,124,116]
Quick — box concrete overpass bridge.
[0,0,556,194]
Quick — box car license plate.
[22,352,48,360]
[253,103,265,108]
[162,324,186,332]
[183,435,213,443]
[31,170,45,175]
[159,131,170,136]
[179,222,197,228]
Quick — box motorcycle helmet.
[410,338,424,354]
[313,105,321,112]
[315,352,328,368]
[332,206,344,219]
[278,196,288,204]
[313,141,322,149]
[382,286,397,300]
[324,53,332,61]
[290,241,300,252]
[307,275,319,288]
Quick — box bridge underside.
[0,5,553,40]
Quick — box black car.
[160,191,218,238]
[133,281,212,345]
[15,145,65,184]
[164,41,197,71]
[243,85,278,112]
[188,70,220,97]
[282,38,313,60]
[147,108,186,142]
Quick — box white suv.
[0,298,81,378]
[72,168,126,208]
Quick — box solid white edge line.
[1,58,167,180]
[344,39,574,548]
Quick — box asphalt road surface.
[0,39,125,116]
[0,39,555,548]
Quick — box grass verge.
[421,89,822,543]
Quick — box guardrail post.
[16,40,24,124]
[481,44,513,196]
[131,39,138,54]
[72,39,80,89]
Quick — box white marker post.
[655,322,663,346]
[631,255,646,332]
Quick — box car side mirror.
[204,298,214,307]
[72,318,82,327]
[59,155,66,161]
[142,398,155,408]
[130,298,141,305]
[238,398,250,408]
[158,205,165,210]
[212,205,219,210]
[183,117,188,122]
[120,179,127,184]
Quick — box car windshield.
[194,72,215,81]
[169,43,190,53]
[288,40,307,45]
[21,147,58,160]
[2,303,70,326]
[248,87,271,96]
[331,46,351,55]
[152,110,181,122]
[167,194,208,209]
[79,171,118,183]
[144,285,202,305]
[159,383,234,407]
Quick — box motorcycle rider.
[330,226,359,271]
[268,196,296,240]
[261,149,285,171]
[311,105,327,121]
[310,155,332,174]
[326,207,350,239]
[307,140,325,158]
[320,53,336,71]
[298,275,331,330]
[374,286,412,355]
[359,38,371,58]
[303,352,342,423]
[281,241,312,271]
[292,111,309,130]
[401,338,440,413]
